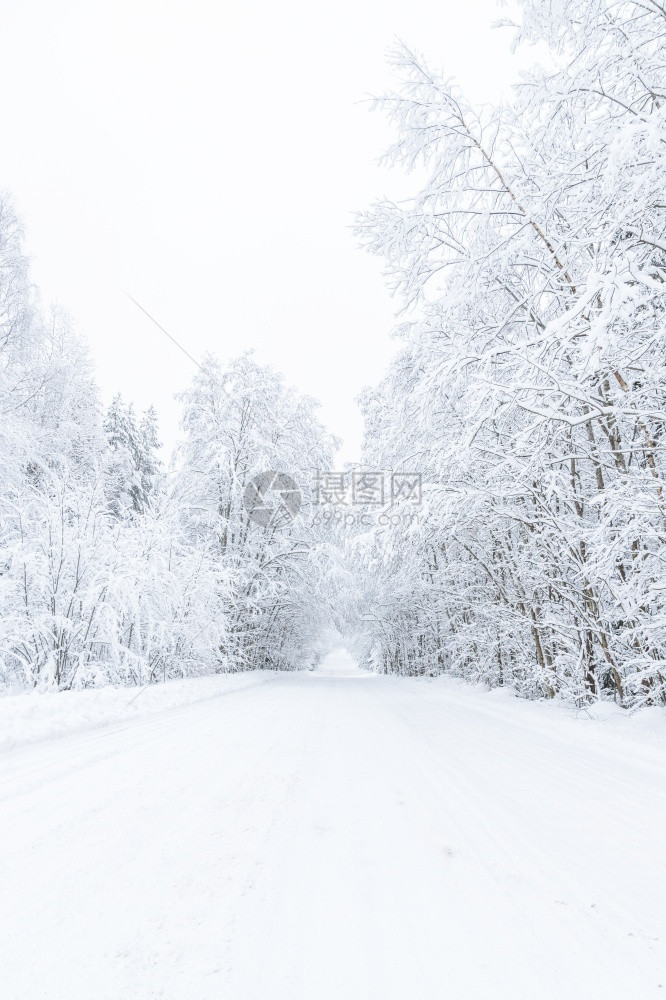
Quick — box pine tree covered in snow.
[104,395,162,515]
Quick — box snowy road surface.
[1,651,665,999]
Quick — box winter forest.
[2,0,666,710]
[3,1,666,997]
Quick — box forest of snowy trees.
[346,0,666,708]
[1,0,665,710]
[0,195,340,689]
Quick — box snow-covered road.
[1,651,665,999]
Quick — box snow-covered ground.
[0,670,274,753]
[1,650,665,999]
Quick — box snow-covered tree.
[175,352,340,672]
[347,0,666,708]
[104,395,162,516]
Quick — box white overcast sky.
[0,0,542,463]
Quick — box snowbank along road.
[1,650,665,999]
